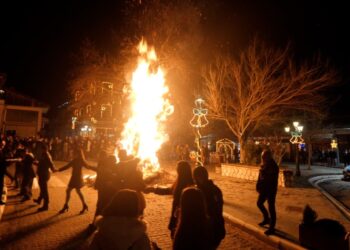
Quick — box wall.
[221,164,293,187]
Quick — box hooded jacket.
[89,216,152,250]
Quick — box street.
[0,162,274,250]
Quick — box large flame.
[120,40,174,173]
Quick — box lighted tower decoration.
[190,98,209,164]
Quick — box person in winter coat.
[113,149,146,216]
[58,148,93,214]
[20,148,36,202]
[145,160,194,238]
[89,189,155,250]
[193,166,225,248]
[33,145,57,211]
[90,152,117,225]
[173,187,213,250]
[256,149,279,235]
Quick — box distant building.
[0,88,49,137]
[70,77,124,137]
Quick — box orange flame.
[120,40,174,173]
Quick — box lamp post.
[331,137,339,167]
[285,121,304,176]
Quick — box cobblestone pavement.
[159,163,350,244]
[0,161,275,250]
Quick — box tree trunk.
[239,137,246,164]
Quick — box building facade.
[0,89,49,137]
[70,79,125,137]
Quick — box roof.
[1,88,49,108]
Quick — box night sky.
[0,0,349,121]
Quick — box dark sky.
[0,0,349,120]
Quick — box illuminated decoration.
[216,138,235,163]
[71,116,77,130]
[331,139,338,149]
[284,121,304,176]
[190,98,209,128]
[285,123,304,144]
[190,98,209,164]
[120,39,174,174]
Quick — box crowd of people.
[2,132,348,248]
[0,134,227,249]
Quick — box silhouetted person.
[90,151,117,225]
[145,160,194,238]
[330,150,337,167]
[344,149,350,166]
[20,148,36,202]
[58,148,92,214]
[193,166,225,248]
[89,189,155,250]
[115,150,146,215]
[33,145,57,211]
[256,149,279,235]
[0,141,8,205]
[300,205,349,250]
[13,145,25,189]
[173,187,213,250]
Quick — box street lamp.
[285,121,304,176]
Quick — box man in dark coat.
[256,149,279,235]
[33,145,57,211]
[193,166,225,248]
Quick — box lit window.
[86,105,91,114]
[75,91,81,101]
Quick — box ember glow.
[120,40,174,172]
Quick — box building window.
[86,105,91,115]
[101,82,113,94]
[89,83,96,95]
[75,91,82,101]
[100,104,112,119]
[74,109,79,116]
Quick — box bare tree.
[202,39,338,163]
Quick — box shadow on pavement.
[0,214,79,248]
[258,224,299,243]
[56,226,96,250]
[4,210,41,222]
[3,204,37,216]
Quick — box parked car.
[342,165,350,181]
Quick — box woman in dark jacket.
[173,187,213,250]
[146,160,194,238]
[58,148,93,214]
[256,149,279,235]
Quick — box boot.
[79,204,88,214]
